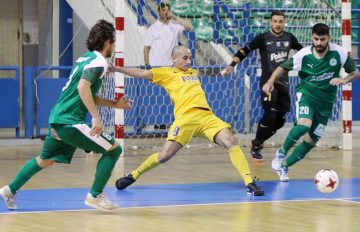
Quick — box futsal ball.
[314,169,339,193]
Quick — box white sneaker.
[0,185,17,210]
[84,192,118,211]
[275,167,290,182]
[271,149,286,171]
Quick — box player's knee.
[260,110,277,126]
[106,144,122,160]
[304,133,319,145]
[36,156,55,168]
[273,117,285,131]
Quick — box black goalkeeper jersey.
[245,31,303,86]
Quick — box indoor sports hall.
[1,1,360,232]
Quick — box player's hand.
[115,95,133,110]
[330,77,347,86]
[262,82,274,95]
[90,116,103,136]
[220,66,234,76]
[107,63,117,73]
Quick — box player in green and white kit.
[0,20,132,210]
[262,23,359,181]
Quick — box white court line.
[1,197,359,215]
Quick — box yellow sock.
[131,152,160,180]
[229,145,253,185]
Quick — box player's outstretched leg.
[0,186,17,210]
[85,145,122,210]
[272,149,289,182]
[246,178,264,196]
[115,173,136,190]
[115,152,160,190]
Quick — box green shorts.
[40,123,115,164]
[296,92,334,142]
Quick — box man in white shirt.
[144,2,192,67]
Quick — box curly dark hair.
[86,19,115,51]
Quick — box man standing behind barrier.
[144,2,192,68]
[113,45,264,196]
[221,10,303,160]
[0,20,132,211]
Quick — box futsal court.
[0,142,359,232]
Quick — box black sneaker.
[246,178,264,196]
[251,140,263,160]
[115,173,136,190]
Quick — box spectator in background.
[144,2,192,68]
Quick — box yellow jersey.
[150,67,211,117]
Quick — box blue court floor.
[1,178,359,214]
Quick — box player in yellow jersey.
[112,45,264,196]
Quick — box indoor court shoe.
[250,140,263,160]
[246,179,264,196]
[115,173,136,190]
[275,167,290,182]
[271,149,285,171]
[0,185,17,210]
[84,192,118,211]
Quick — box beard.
[314,43,328,53]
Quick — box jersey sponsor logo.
[310,72,335,82]
[270,51,288,63]
[329,58,337,66]
[181,75,199,82]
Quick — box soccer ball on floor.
[314,169,339,193]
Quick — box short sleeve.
[150,67,171,84]
[246,33,264,51]
[279,58,294,71]
[343,56,357,73]
[81,67,104,84]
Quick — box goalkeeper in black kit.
[221,10,303,160]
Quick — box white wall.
[67,0,145,66]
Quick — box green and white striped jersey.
[49,51,107,124]
[280,43,356,105]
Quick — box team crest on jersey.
[329,58,337,66]
[283,41,289,47]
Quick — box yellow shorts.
[167,109,231,146]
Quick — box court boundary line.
[1,197,359,215]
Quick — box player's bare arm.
[94,96,132,110]
[221,48,248,76]
[262,66,287,94]
[114,66,153,80]
[330,69,360,86]
[78,79,102,136]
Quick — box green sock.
[282,125,310,154]
[90,146,122,197]
[282,141,315,167]
[8,157,42,194]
